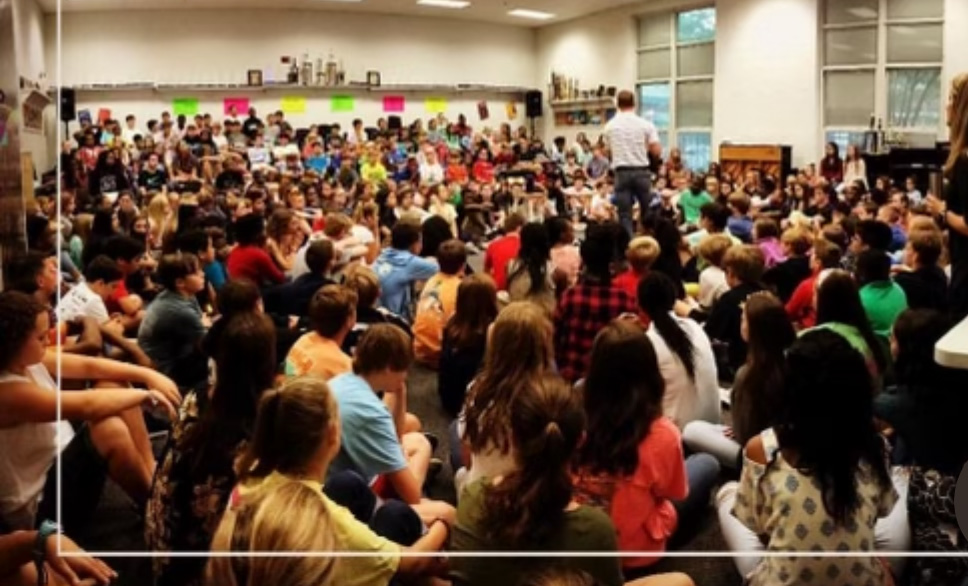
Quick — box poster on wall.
[97,108,111,124]
[331,95,355,112]
[477,101,489,121]
[173,98,199,116]
[21,91,48,133]
[383,95,405,113]
[506,102,518,120]
[281,96,306,114]
[425,97,448,114]
[224,97,249,116]
[78,109,92,126]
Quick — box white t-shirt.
[0,364,75,530]
[603,111,660,169]
[56,281,110,324]
[698,266,730,310]
[646,313,721,428]
[419,163,445,186]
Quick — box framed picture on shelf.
[247,69,263,87]
[367,71,381,87]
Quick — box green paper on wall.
[331,95,355,112]
[281,96,306,114]
[172,98,198,116]
[425,97,448,114]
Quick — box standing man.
[604,90,663,236]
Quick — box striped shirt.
[604,111,660,169]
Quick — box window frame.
[820,0,944,155]
[636,6,715,171]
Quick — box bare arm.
[382,382,408,439]
[397,521,449,577]
[43,350,181,406]
[385,468,423,505]
[0,381,175,428]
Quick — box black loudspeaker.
[388,115,402,130]
[60,88,76,122]
[525,90,543,118]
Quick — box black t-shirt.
[243,116,263,139]
[946,154,968,262]
[215,169,245,191]
[139,166,168,190]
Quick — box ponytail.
[236,389,283,480]
[638,273,695,380]
[478,376,584,547]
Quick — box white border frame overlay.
[50,0,966,564]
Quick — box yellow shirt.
[360,162,388,184]
[239,471,400,586]
[412,273,461,368]
[284,333,352,380]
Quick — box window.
[636,7,715,171]
[821,0,944,155]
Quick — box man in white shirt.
[121,114,139,147]
[419,149,445,186]
[603,90,663,236]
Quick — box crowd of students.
[1,71,967,586]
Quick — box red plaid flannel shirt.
[554,281,638,382]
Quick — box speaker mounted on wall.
[60,87,76,122]
[525,90,543,119]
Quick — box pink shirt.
[573,417,688,568]
[550,245,582,286]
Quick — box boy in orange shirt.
[413,240,467,368]
[284,285,357,380]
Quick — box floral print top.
[144,392,248,586]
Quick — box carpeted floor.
[74,362,743,586]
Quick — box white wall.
[714,0,819,167]
[49,9,536,87]
[12,0,52,174]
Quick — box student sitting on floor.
[55,255,122,328]
[785,237,842,330]
[226,214,287,288]
[137,253,209,393]
[573,320,720,572]
[372,221,439,322]
[232,376,449,586]
[263,238,337,320]
[438,274,499,419]
[327,324,454,524]
[717,329,908,586]
[856,249,908,339]
[612,235,660,301]
[695,234,732,311]
[341,265,412,358]
[413,239,466,368]
[284,285,356,380]
[207,481,340,586]
[683,292,795,470]
[892,228,948,312]
[762,226,813,303]
[146,312,277,586]
[0,291,180,535]
[0,525,117,586]
[453,374,693,586]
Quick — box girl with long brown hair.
[438,274,499,417]
[455,301,554,495]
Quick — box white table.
[935,314,968,370]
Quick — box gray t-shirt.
[138,290,206,388]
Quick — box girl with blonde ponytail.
[231,376,450,586]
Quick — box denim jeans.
[324,470,423,546]
[614,168,653,237]
[669,453,722,549]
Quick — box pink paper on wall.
[224,97,249,115]
[383,95,405,113]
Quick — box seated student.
[341,265,412,357]
[573,320,720,572]
[752,218,785,269]
[99,235,151,332]
[696,234,733,311]
[786,237,842,330]
[893,228,948,312]
[453,375,693,586]
[612,236,660,300]
[327,324,453,523]
[231,376,450,586]
[683,292,795,470]
[809,270,890,386]
[264,239,337,319]
[878,203,907,253]
[677,175,713,229]
[856,249,908,339]
[226,214,286,287]
[726,192,753,243]
[700,245,766,377]
[762,226,813,303]
[137,253,208,392]
[438,274,499,418]
[484,212,525,291]
[372,221,439,322]
[686,202,740,251]
[413,240,466,368]
[547,216,582,287]
[506,223,561,316]
[717,329,907,586]
[844,218,893,273]
[0,291,180,534]
[175,229,218,313]
[454,302,555,493]
[638,273,720,428]
[208,481,340,586]
[284,285,356,380]
[555,224,638,382]
[0,525,117,586]
[146,311,277,586]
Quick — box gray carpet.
[74,363,742,586]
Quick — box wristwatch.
[33,520,60,586]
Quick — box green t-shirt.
[450,479,624,586]
[859,281,908,337]
[679,189,714,225]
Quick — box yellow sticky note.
[281,96,306,114]
[425,97,448,114]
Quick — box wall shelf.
[60,82,534,96]
[549,97,615,108]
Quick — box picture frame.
[367,71,381,87]
[247,69,263,87]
